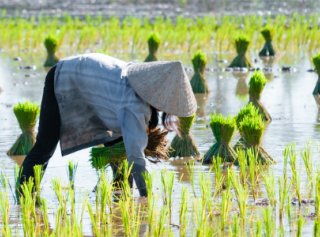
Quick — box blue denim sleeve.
[118,107,148,167]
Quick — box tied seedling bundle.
[234,103,261,151]
[144,33,160,62]
[312,54,320,105]
[202,113,237,164]
[238,115,274,165]
[8,102,40,155]
[190,51,209,94]
[169,114,199,158]
[229,35,251,68]
[248,71,271,122]
[43,36,59,67]
[259,26,276,57]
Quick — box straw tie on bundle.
[229,35,251,68]
[144,33,160,62]
[259,26,276,57]
[238,115,274,165]
[169,114,199,158]
[43,36,59,67]
[312,54,320,106]
[190,51,209,94]
[248,71,271,122]
[7,102,40,155]
[202,113,237,164]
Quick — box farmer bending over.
[17,53,196,197]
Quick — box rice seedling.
[179,187,189,237]
[161,169,175,218]
[301,142,314,197]
[190,50,209,94]
[193,198,213,237]
[288,145,302,207]
[263,207,275,237]
[278,176,291,222]
[144,32,160,62]
[186,160,196,197]
[199,172,214,219]
[315,171,320,220]
[143,172,156,234]
[67,160,78,190]
[247,148,260,201]
[238,115,274,164]
[312,54,320,104]
[33,164,43,205]
[39,198,50,237]
[202,113,237,164]
[119,198,141,237]
[248,71,272,122]
[236,149,247,185]
[43,35,59,67]
[169,114,199,158]
[0,191,11,237]
[220,188,231,231]
[262,171,276,208]
[7,101,40,155]
[259,26,276,57]
[297,215,304,237]
[314,219,320,237]
[229,35,251,68]
[229,215,240,237]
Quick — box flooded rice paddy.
[0,48,319,235]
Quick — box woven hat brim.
[124,61,197,117]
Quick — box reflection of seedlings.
[169,115,199,157]
[202,113,237,164]
[248,71,272,122]
[144,33,160,62]
[194,94,209,117]
[8,101,40,156]
[43,36,59,67]
[238,115,273,164]
[259,27,276,57]
[190,51,209,93]
[229,35,251,68]
[233,72,249,98]
[312,54,320,106]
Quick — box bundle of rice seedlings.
[312,54,320,104]
[89,142,126,172]
[238,115,274,165]
[144,33,160,62]
[259,27,276,57]
[190,51,209,94]
[169,114,199,158]
[248,71,271,122]
[7,102,40,156]
[43,36,59,67]
[202,113,237,164]
[229,35,251,68]
[234,103,261,151]
[145,127,169,160]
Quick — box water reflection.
[233,72,249,98]
[194,93,209,117]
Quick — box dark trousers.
[19,66,60,184]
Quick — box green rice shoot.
[229,35,251,68]
[259,26,276,57]
[43,35,59,67]
[169,114,199,157]
[190,50,209,93]
[312,54,320,96]
[7,101,40,155]
[238,115,273,164]
[144,32,160,62]
[202,113,237,164]
[248,71,271,122]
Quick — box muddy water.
[0,51,319,235]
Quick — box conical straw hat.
[124,61,197,117]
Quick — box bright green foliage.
[89,142,126,171]
[312,54,320,95]
[7,101,40,155]
[144,32,160,62]
[248,71,271,122]
[249,71,267,100]
[169,114,199,157]
[203,113,237,164]
[190,50,209,93]
[229,35,251,68]
[259,26,276,57]
[44,35,59,67]
[235,103,260,129]
[239,115,264,147]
